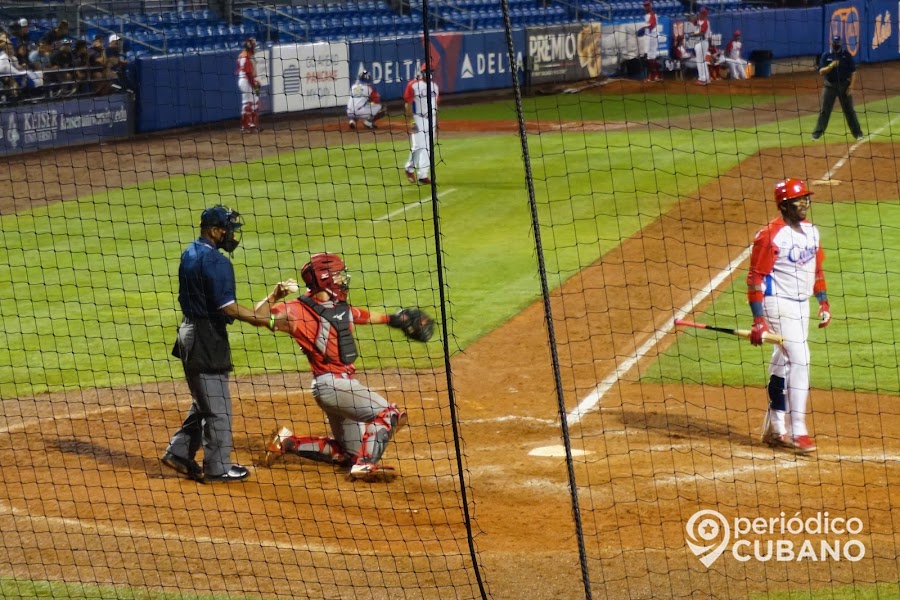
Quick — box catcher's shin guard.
[241,103,253,130]
[355,405,406,467]
[291,435,350,466]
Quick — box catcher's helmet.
[774,178,813,205]
[244,37,257,52]
[200,205,243,252]
[301,253,350,301]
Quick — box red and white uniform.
[270,296,403,469]
[638,7,659,59]
[403,72,440,181]
[346,79,383,121]
[236,47,259,130]
[748,217,826,437]
[691,13,711,83]
[725,36,748,79]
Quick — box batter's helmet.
[301,253,350,301]
[774,178,813,205]
[358,71,371,82]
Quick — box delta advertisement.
[0,93,133,157]
[348,30,525,102]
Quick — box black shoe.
[161,452,204,482]
[204,464,251,482]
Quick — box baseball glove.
[389,307,435,342]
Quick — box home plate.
[529,445,592,457]
[811,179,841,186]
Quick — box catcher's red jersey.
[236,50,257,86]
[271,297,373,376]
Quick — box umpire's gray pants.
[166,371,235,477]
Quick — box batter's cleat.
[349,461,396,480]
[856,134,865,141]
[348,120,356,129]
[405,170,417,183]
[418,177,432,185]
[810,133,821,141]
[264,426,294,467]
[790,435,817,453]
[205,464,251,482]
[762,431,791,448]
[161,452,204,482]
[363,120,375,129]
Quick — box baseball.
[282,280,300,294]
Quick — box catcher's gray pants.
[166,371,236,477]
[312,373,397,463]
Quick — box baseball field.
[1,63,899,599]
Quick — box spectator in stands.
[105,34,128,91]
[73,39,91,94]
[49,37,77,96]
[41,19,69,47]
[28,39,52,71]
[724,30,748,80]
[89,34,113,95]
[0,34,25,101]
[9,18,30,51]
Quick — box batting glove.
[818,301,832,328]
[750,316,769,346]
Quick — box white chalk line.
[374,187,456,222]
[566,246,753,425]
[820,112,900,181]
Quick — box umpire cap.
[200,205,243,230]
[831,35,842,45]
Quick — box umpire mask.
[201,205,244,253]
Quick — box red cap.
[643,1,652,6]
[734,30,741,37]
[699,7,708,14]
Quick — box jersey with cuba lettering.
[747,217,825,301]
[271,296,373,377]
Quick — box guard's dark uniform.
[812,38,863,140]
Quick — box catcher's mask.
[774,178,813,206]
[244,37,256,53]
[301,253,350,301]
[200,205,243,253]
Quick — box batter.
[748,178,831,453]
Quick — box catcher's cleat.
[363,120,375,129]
[349,461,396,480]
[405,170,416,183]
[264,426,294,467]
[790,435,817,453]
[348,119,357,129]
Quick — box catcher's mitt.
[389,307,434,342]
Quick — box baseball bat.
[674,318,784,345]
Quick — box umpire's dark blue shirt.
[820,50,856,85]
[178,238,237,324]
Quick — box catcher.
[253,252,434,479]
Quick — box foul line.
[374,187,456,222]
[566,247,753,425]
[820,113,900,181]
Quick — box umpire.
[162,205,267,483]
[811,35,864,142]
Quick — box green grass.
[749,583,900,600]
[640,202,900,394]
[1,91,899,398]
[0,577,264,599]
